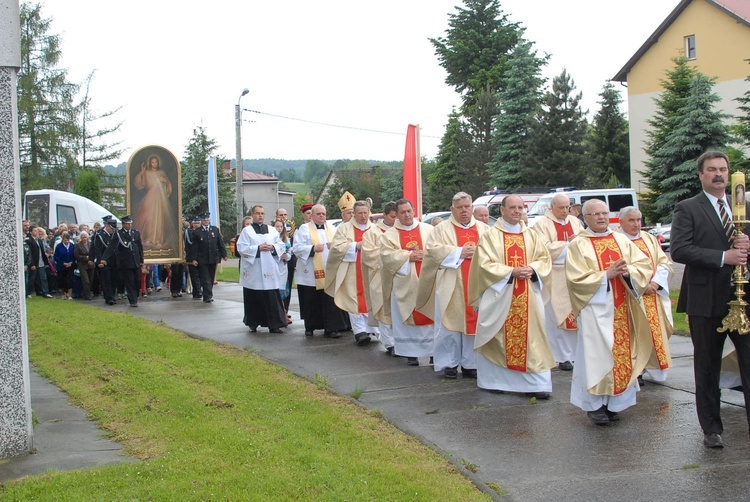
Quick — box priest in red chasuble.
[361,201,398,354]
[532,193,585,372]
[381,199,435,366]
[618,206,673,383]
[566,199,653,425]
[417,192,489,379]
[468,195,554,398]
[325,200,379,346]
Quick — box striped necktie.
[717,199,735,244]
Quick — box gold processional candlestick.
[720,171,750,334]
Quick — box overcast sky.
[38,0,678,166]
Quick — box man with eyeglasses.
[533,193,585,372]
[565,198,653,425]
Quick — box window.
[56,204,77,225]
[685,35,696,60]
[608,194,635,213]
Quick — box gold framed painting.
[126,145,183,264]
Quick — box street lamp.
[235,88,249,233]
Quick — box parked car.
[648,224,671,249]
[421,211,451,225]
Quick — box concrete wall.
[0,0,33,457]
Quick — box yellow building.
[613,0,750,194]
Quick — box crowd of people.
[21,151,749,450]
[234,151,750,450]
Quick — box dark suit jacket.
[102,229,144,269]
[187,225,226,264]
[671,192,750,318]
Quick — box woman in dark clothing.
[74,231,95,300]
[54,232,75,300]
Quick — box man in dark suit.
[184,216,203,299]
[92,217,119,305]
[101,215,144,307]
[187,212,227,303]
[671,150,750,449]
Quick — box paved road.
[4,265,750,500]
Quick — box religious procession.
[233,150,750,452]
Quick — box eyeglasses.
[584,212,609,217]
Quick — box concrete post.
[0,0,33,458]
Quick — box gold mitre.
[338,191,355,212]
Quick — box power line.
[243,108,441,139]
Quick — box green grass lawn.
[216,262,239,282]
[670,289,688,333]
[2,299,490,500]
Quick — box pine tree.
[18,2,81,191]
[427,111,474,211]
[181,127,237,236]
[649,74,731,222]
[78,71,124,170]
[430,0,521,107]
[640,56,699,218]
[487,39,547,189]
[587,82,630,186]
[521,69,589,188]
[733,60,750,171]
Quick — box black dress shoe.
[305,331,314,337]
[106,300,115,305]
[203,298,214,303]
[587,406,610,425]
[269,328,283,333]
[525,392,551,400]
[248,326,258,333]
[703,433,724,448]
[461,367,477,378]
[385,346,394,355]
[130,303,138,308]
[324,331,341,338]
[558,361,574,371]
[605,408,620,421]
[444,367,458,379]
[406,357,419,366]
[354,332,371,346]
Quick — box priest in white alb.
[293,204,348,338]
[532,193,584,371]
[361,201,398,354]
[380,199,435,366]
[618,206,673,383]
[468,195,555,399]
[417,192,489,379]
[236,205,287,333]
[566,199,653,425]
[326,199,379,346]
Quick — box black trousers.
[121,267,140,305]
[198,263,217,300]
[99,265,117,303]
[689,315,750,435]
[188,264,202,297]
[169,263,185,294]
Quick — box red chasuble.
[633,237,669,370]
[503,233,530,372]
[354,227,368,314]
[553,220,578,330]
[398,227,433,326]
[589,234,633,395]
[454,224,480,335]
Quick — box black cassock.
[243,223,287,331]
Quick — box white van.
[526,188,638,227]
[24,189,118,229]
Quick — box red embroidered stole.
[553,220,578,330]
[553,220,574,241]
[589,234,632,395]
[398,227,432,326]
[633,237,669,369]
[354,227,368,314]
[454,224,479,335]
[503,232,530,372]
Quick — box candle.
[732,171,746,220]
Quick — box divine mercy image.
[126,145,182,263]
